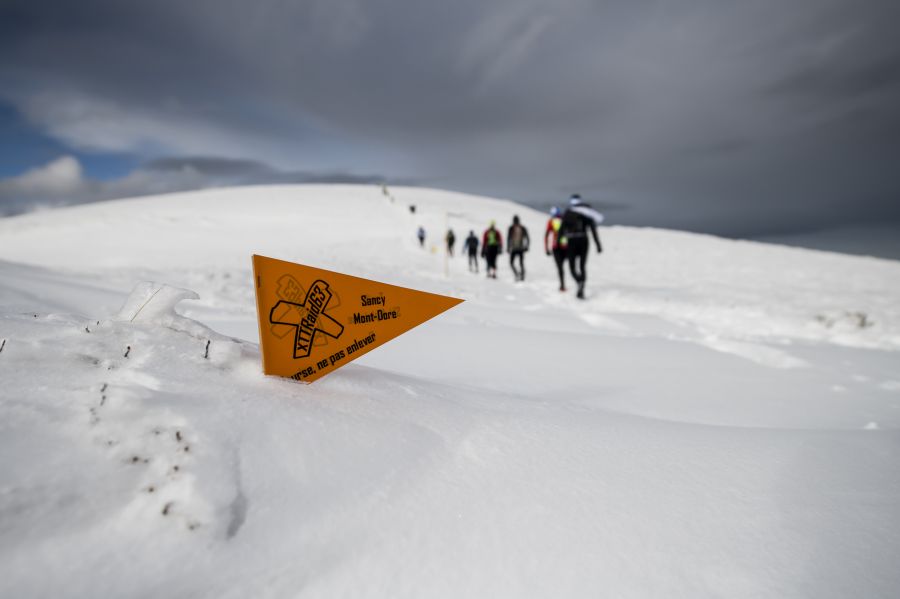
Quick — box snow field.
[1,184,899,597]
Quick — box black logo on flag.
[269,279,344,358]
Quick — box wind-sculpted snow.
[1,185,899,597]
[116,282,200,323]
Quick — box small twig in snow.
[204,339,211,359]
[124,345,131,358]
[0,339,6,354]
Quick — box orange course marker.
[252,255,464,383]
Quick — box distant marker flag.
[252,255,463,382]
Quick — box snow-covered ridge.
[1,185,899,597]
[2,184,898,351]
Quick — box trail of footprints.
[80,332,204,533]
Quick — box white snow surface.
[1,185,899,598]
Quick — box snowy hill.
[1,185,899,597]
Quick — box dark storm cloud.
[1,0,899,235]
[767,55,900,100]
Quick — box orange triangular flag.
[252,255,463,383]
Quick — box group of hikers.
[420,194,603,299]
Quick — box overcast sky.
[1,0,899,237]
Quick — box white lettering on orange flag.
[252,255,463,382]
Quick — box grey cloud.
[0,155,395,217]
[1,0,899,237]
[0,155,208,216]
[142,156,397,185]
[143,157,275,177]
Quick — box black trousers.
[510,250,525,280]
[484,246,500,270]
[552,247,566,288]
[567,237,588,285]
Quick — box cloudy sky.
[1,0,899,238]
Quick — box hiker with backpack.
[481,221,503,279]
[544,206,567,291]
[507,215,530,282]
[463,230,479,273]
[559,194,603,299]
[416,226,426,248]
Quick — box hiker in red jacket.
[544,206,566,291]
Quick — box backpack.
[549,217,565,248]
[509,224,527,251]
[561,209,586,236]
[486,229,499,246]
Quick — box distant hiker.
[507,215,530,282]
[417,226,426,247]
[446,229,456,256]
[544,206,567,291]
[481,221,503,279]
[559,194,603,299]
[463,230,479,272]
[409,204,416,214]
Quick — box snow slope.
[1,185,899,598]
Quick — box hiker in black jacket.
[559,194,602,299]
[446,228,456,256]
[463,230,479,273]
